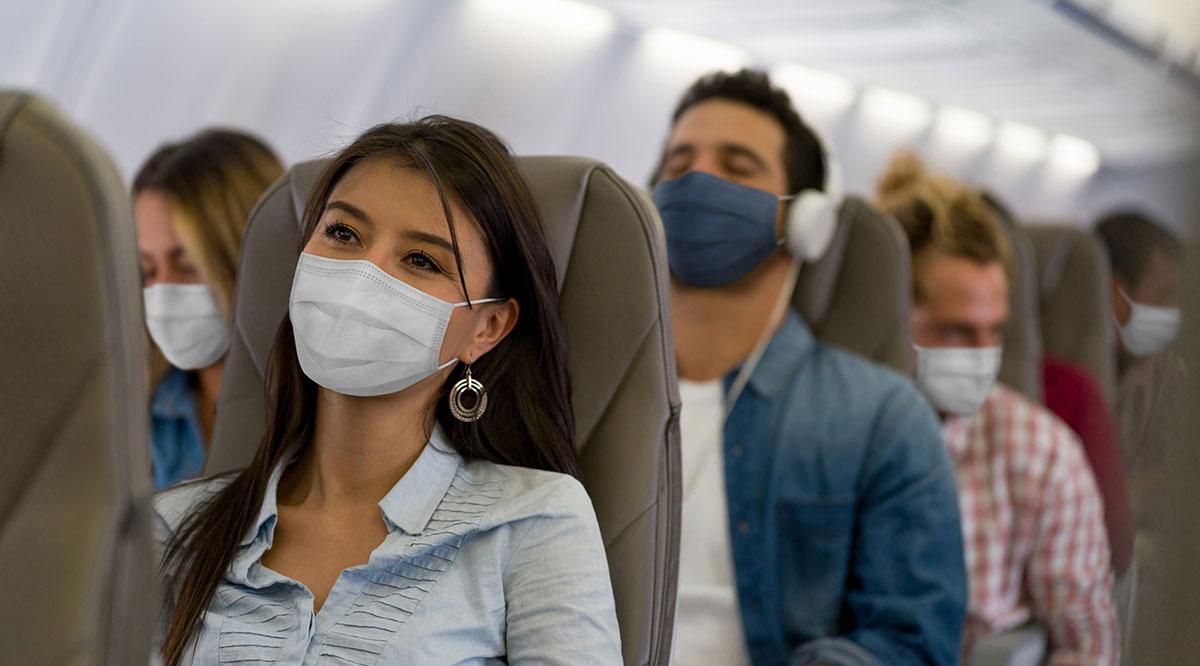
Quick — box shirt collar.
[239,426,463,548]
[378,427,462,535]
[939,387,997,458]
[240,456,288,547]
[738,309,817,400]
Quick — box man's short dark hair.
[1094,210,1185,288]
[652,68,826,194]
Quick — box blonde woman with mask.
[134,129,284,489]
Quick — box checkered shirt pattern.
[942,384,1119,666]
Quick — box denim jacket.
[723,312,966,666]
[150,367,207,490]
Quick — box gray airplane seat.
[1028,222,1132,659]
[205,156,680,665]
[994,209,1045,401]
[1025,223,1116,405]
[794,195,915,374]
[0,92,155,664]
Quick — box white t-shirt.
[672,379,751,665]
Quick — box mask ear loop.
[724,257,803,415]
[1115,287,1140,329]
[439,297,508,371]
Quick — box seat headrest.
[1027,224,1116,406]
[217,156,661,432]
[996,219,1044,401]
[208,154,680,666]
[793,195,915,373]
[0,90,154,664]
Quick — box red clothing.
[1042,357,1134,573]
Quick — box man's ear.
[462,299,519,364]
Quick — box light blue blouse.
[153,429,622,665]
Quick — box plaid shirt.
[943,384,1118,666]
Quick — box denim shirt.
[150,367,207,490]
[153,428,622,665]
[723,312,966,666]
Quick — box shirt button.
[737,520,750,535]
[731,443,744,458]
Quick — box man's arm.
[791,384,967,666]
[1028,425,1120,666]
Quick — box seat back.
[997,219,1044,400]
[206,156,680,666]
[0,92,154,664]
[1026,224,1116,406]
[794,196,915,373]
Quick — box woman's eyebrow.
[403,229,455,253]
[324,200,374,226]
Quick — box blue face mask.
[653,171,785,287]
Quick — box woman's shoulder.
[152,474,237,534]
[461,461,597,529]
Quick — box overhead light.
[466,0,616,44]
[771,62,857,117]
[861,86,933,136]
[641,27,751,73]
[1048,134,1101,176]
[996,121,1047,162]
[933,105,993,151]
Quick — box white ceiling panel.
[592,0,1200,165]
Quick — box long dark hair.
[159,117,578,665]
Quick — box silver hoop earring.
[449,364,488,422]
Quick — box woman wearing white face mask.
[134,130,284,489]
[152,118,620,666]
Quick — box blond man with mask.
[653,69,966,666]
[877,154,1118,665]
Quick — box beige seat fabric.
[794,196,915,373]
[205,156,680,666]
[0,92,154,665]
[996,217,1044,400]
[1026,224,1116,406]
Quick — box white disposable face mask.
[1118,289,1180,357]
[289,252,502,397]
[143,283,232,370]
[914,345,1002,416]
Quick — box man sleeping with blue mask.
[649,68,967,666]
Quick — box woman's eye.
[323,222,359,246]
[405,251,443,274]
